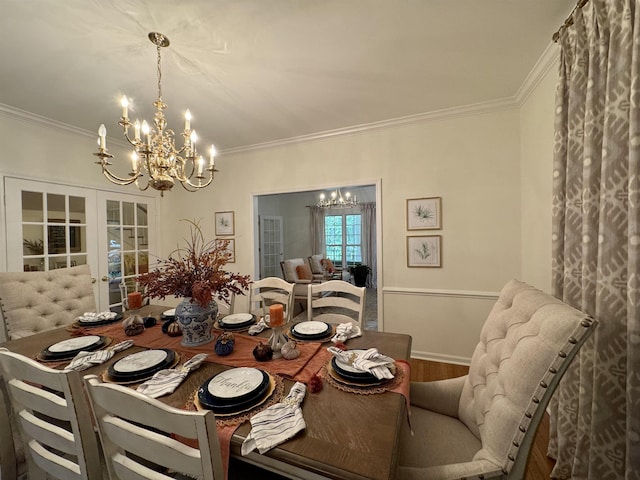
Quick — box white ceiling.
[0,0,573,152]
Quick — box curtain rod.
[552,0,590,43]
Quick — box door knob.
[101,276,109,282]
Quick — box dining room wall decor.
[406,197,442,230]
[215,211,235,236]
[407,235,442,268]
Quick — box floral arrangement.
[137,219,250,308]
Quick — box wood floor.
[408,358,556,480]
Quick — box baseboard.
[410,350,471,366]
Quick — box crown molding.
[220,97,519,155]
[514,41,561,106]
[0,103,129,147]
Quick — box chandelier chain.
[156,44,163,100]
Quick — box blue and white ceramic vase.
[175,298,218,347]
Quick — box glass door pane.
[4,177,99,298]
[97,193,156,312]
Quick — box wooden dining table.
[0,306,412,480]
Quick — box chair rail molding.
[382,286,500,300]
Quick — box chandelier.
[317,189,358,209]
[93,32,217,196]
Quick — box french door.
[259,215,283,279]
[96,192,156,312]
[4,177,157,312]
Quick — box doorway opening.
[252,181,382,330]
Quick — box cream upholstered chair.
[280,258,316,307]
[307,279,366,327]
[249,277,295,322]
[0,265,96,342]
[84,374,224,480]
[397,279,597,480]
[0,349,103,480]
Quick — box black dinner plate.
[107,349,175,382]
[42,335,107,360]
[290,322,332,340]
[331,357,380,384]
[198,369,270,413]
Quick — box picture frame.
[406,197,442,230]
[407,235,442,268]
[215,211,235,236]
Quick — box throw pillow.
[321,258,335,273]
[296,264,313,281]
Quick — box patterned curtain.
[309,205,325,256]
[360,202,377,288]
[550,1,640,478]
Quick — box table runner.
[85,321,331,383]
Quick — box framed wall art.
[407,235,441,268]
[406,197,442,230]
[214,211,235,236]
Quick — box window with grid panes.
[324,214,361,268]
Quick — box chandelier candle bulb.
[120,96,128,119]
[185,109,191,131]
[98,124,106,149]
[134,120,141,142]
[269,304,284,328]
[209,145,216,168]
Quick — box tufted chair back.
[457,279,595,477]
[0,265,96,342]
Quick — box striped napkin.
[241,382,306,455]
[327,347,395,380]
[136,353,209,398]
[64,340,134,372]
[331,322,362,343]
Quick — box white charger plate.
[47,335,102,353]
[293,321,330,336]
[162,309,176,317]
[220,313,253,325]
[207,367,264,399]
[112,350,168,374]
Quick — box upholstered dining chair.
[307,279,366,327]
[0,265,96,343]
[84,374,225,480]
[0,349,103,480]
[397,279,597,480]
[249,277,295,323]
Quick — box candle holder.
[266,304,287,359]
[267,325,288,359]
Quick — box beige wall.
[158,107,523,363]
[0,55,558,363]
[519,60,558,293]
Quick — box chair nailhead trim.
[558,351,567,358]
[581,320,592,327]
[513,440,520,447]
[533,396,540,403]
[549,367,557,374]
[508,454,515,461]
[568,337,577,344]
[525,411,532,418]
[540,381,548,388]
[519,425,526,432]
